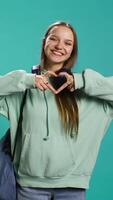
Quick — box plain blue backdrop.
[0,0,113,199]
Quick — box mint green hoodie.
[0,68,113,189]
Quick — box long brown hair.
[40,21,79,137]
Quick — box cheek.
[44,41,53,53]
[44,43,50,56]
[66,47,73,57]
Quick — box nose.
[55,41,63,50]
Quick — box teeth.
[52,51,62,56]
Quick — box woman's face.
[44,26,74,68]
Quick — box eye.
[49,37,57,41]
[65,42,72,46]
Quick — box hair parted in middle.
[40,21,78,69]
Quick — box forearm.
[0,70,35,96]
[73,68,113,101]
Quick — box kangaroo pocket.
[43,137,76,178]
[18,133,75,178]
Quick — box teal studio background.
[0,0,113,199]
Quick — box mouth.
[51,50,64,56]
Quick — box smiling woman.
[43,25,74,71]
[0,21,113,200]
[41,21,78,72]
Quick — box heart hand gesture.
[35,70,75,94]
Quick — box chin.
[50,56,67,63]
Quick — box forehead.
[48,26,74,41]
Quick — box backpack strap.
[12,90,27,161]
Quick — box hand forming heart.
[35,70,75,94]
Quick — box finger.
[58,72,69,78]
[46,82,57,94]
[67,85,75,92]
[55,82,68,94]
[43,78,49,85]
[35,76,56,92]
[35,79,48,91]
[41,75,49,83]
[67,84,72,89]
[35,82,44,91]
[35,76,44,85]
[70,87,75,92]
[40,81,49,90]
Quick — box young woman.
[0,21,113,200]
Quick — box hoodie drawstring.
[43,91,49,141]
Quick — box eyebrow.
[50,34,73,42]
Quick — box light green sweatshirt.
[0,68,113,189]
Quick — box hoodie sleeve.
[0,70,36,118]
[0,70,36,95]
[73,68,113,119]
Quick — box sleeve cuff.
[73,72,84,90]
[24,73,36,88]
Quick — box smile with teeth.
[52,50,64,56]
